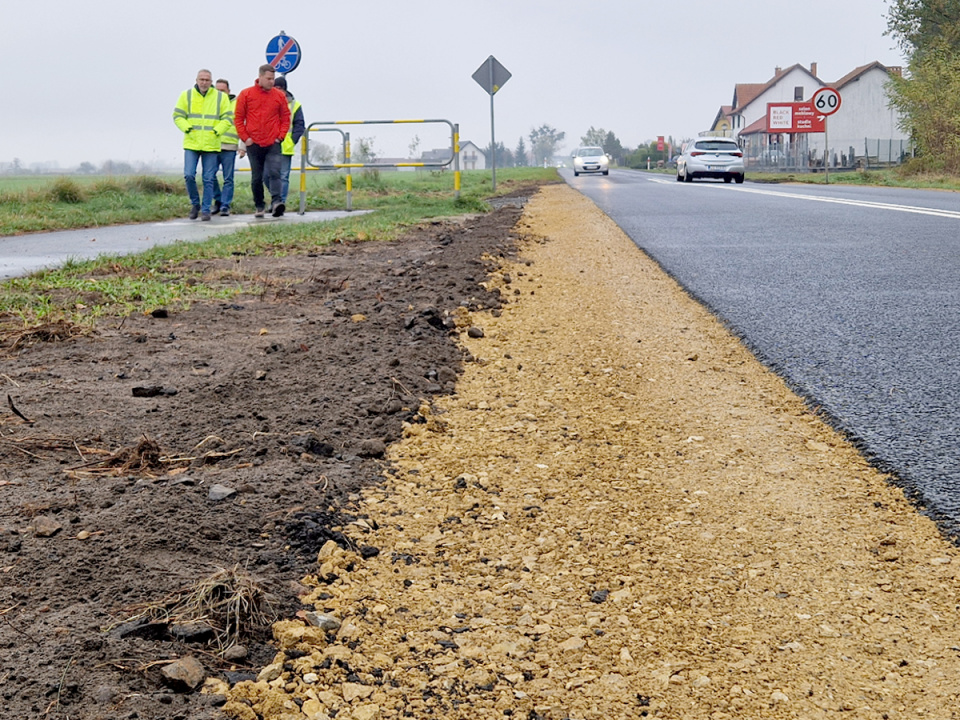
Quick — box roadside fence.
[745,137,914,172]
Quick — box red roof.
[739,115,769,136]
[732,64,823,112]
[833,61,895,89]
[733,84,766,111]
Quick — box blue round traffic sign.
[266,33,301,73]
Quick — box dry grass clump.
[0,319,88,351]
[127,566,279,650]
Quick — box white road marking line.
[648,177,960,219]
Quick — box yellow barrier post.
[454,124,461,199]
[345,133,352,212]
[298,136,307,215]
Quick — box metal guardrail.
[303,119,461,211]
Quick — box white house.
[420,140,487,170]
[721,61,910,168]
[826,62,909,164]
[459,141,486,170]
[727,63,825,137]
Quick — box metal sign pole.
[489,63,497,191]
[472,56,511,193]
[824,116,829,185]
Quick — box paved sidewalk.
[0,210,363,280]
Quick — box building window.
[794,86,804,101]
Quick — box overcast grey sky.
[4,0,903,169]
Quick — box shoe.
[213,200,222,214]
[188,205,200,220]
[219,207,230,217]
[200,212,211,221]
[254,208,265,218]
[271,202,285,217]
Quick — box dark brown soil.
[0,198,528,720]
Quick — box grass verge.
[0,168,557,331]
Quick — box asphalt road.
[566,168,960,538]
[0,210,362,280]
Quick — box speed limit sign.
[812,87,842,115]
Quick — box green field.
[0,168,554,236]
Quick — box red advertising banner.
[657,136,665,151]
[766,102,825,133]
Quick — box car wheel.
[724,176,733,183]
[602,170,609,176]
[574,170,579,176]
[676,169,683,182]
[684,168,693,182]
[735,174,745,184]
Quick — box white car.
[677,137,745,183]
[572,147,609,176]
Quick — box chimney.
[810,62,818,77]
[775,66,782,76]
[888,66,903,77]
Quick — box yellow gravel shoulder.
[225,184,960,720]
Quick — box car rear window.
[694,140,740,152]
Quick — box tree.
[350,137,378,163]
[580,127,607,147]
[624,140,670,169]
[309,142,334,166]
[514,137,528,167]
[887,44,960,170]
[529,124,565,166]
[101,160,133,174]
[603,131,625,164]
[77,162,96,174]
[408,134,421,160]
[482,141,514,168]
[885,2,960,170]
[886,0,960,56]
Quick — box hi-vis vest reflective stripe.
[281,99,302,155]
[173,88,231,153]
[220,95,240,147]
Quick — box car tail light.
[730,151,743,157]
[691,152,705,156]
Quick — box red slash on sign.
[270,37,295,68]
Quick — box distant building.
[459,141,485,170]
[421,148,452,164]
[421,140,486,170]
[712,61,910,169]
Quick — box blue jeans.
[279,153,292,203]
[212,149,237,210]
[183,149,219,213]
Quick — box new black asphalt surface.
[568,169,960,539]
[0,210,362,280]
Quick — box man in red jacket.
[234,64,291,217]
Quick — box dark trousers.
[247,142,282,210]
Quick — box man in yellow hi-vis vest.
[172,69,231,220]
[274,75,304,206]
[211,79,245,217]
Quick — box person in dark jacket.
[274,75,305,206]
[234,64,291,217]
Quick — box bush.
[90,178,126,197]
[131,175,179,195]
[47,177,86,204]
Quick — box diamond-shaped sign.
[472,55,512,96]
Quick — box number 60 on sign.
[812,87,841,115]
